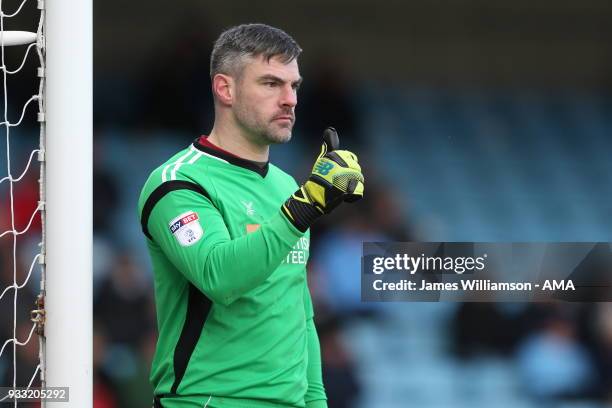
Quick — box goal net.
[0,0,46,406]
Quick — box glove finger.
[323,127,339,151]
[349,160,362,173]
[318,127,339,160]
[332,150,361,171]
[317,142,328,162]
[325,151,347,167]
[344,179,364,203]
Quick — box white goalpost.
[45,0,93,406]
[0,0,92,406]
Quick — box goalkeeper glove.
[282,127,364,232]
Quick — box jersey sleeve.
[146,188,304,306]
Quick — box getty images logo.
[371,253,488,275]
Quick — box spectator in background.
[14,322,40,388]
[140,14,214,133]
[0,322,41,407]
[586,303,612,402]
[94,252,153,347]
[93,156,120,238]
[297,52,362,150]
[93,252,155,407]
[107,328,156,408]
[0,172,40,235]
[317,317,361,408]
[0,240,41,388]
[93,326,119,408]
[310,181,412,319]
[452,303,527,359]
[516,307,596,401]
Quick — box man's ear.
[212,73,234,106]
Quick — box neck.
[207,118,270,162]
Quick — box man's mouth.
[273,115,294,122]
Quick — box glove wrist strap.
[282,196,321,232]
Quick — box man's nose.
[279,85,297,108]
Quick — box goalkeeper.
[138,23,364,408]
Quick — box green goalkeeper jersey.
[138,138,327,408]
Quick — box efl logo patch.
[168,211,203,246]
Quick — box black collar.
[193,138,269,177]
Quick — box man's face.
[232,55,302,145]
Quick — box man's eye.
[264,82,277,87]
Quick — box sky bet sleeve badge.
[168,211,203,246]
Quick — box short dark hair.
[210,23,302,78]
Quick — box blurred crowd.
[0,21,611,408]
[454,303,612,402]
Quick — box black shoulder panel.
[140,180,213,240]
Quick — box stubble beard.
[234,101,293,145]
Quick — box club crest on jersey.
[168,211,203,246]
[241,200,255,216]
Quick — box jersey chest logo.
[240,200,255,216]
[168,211,203,246]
